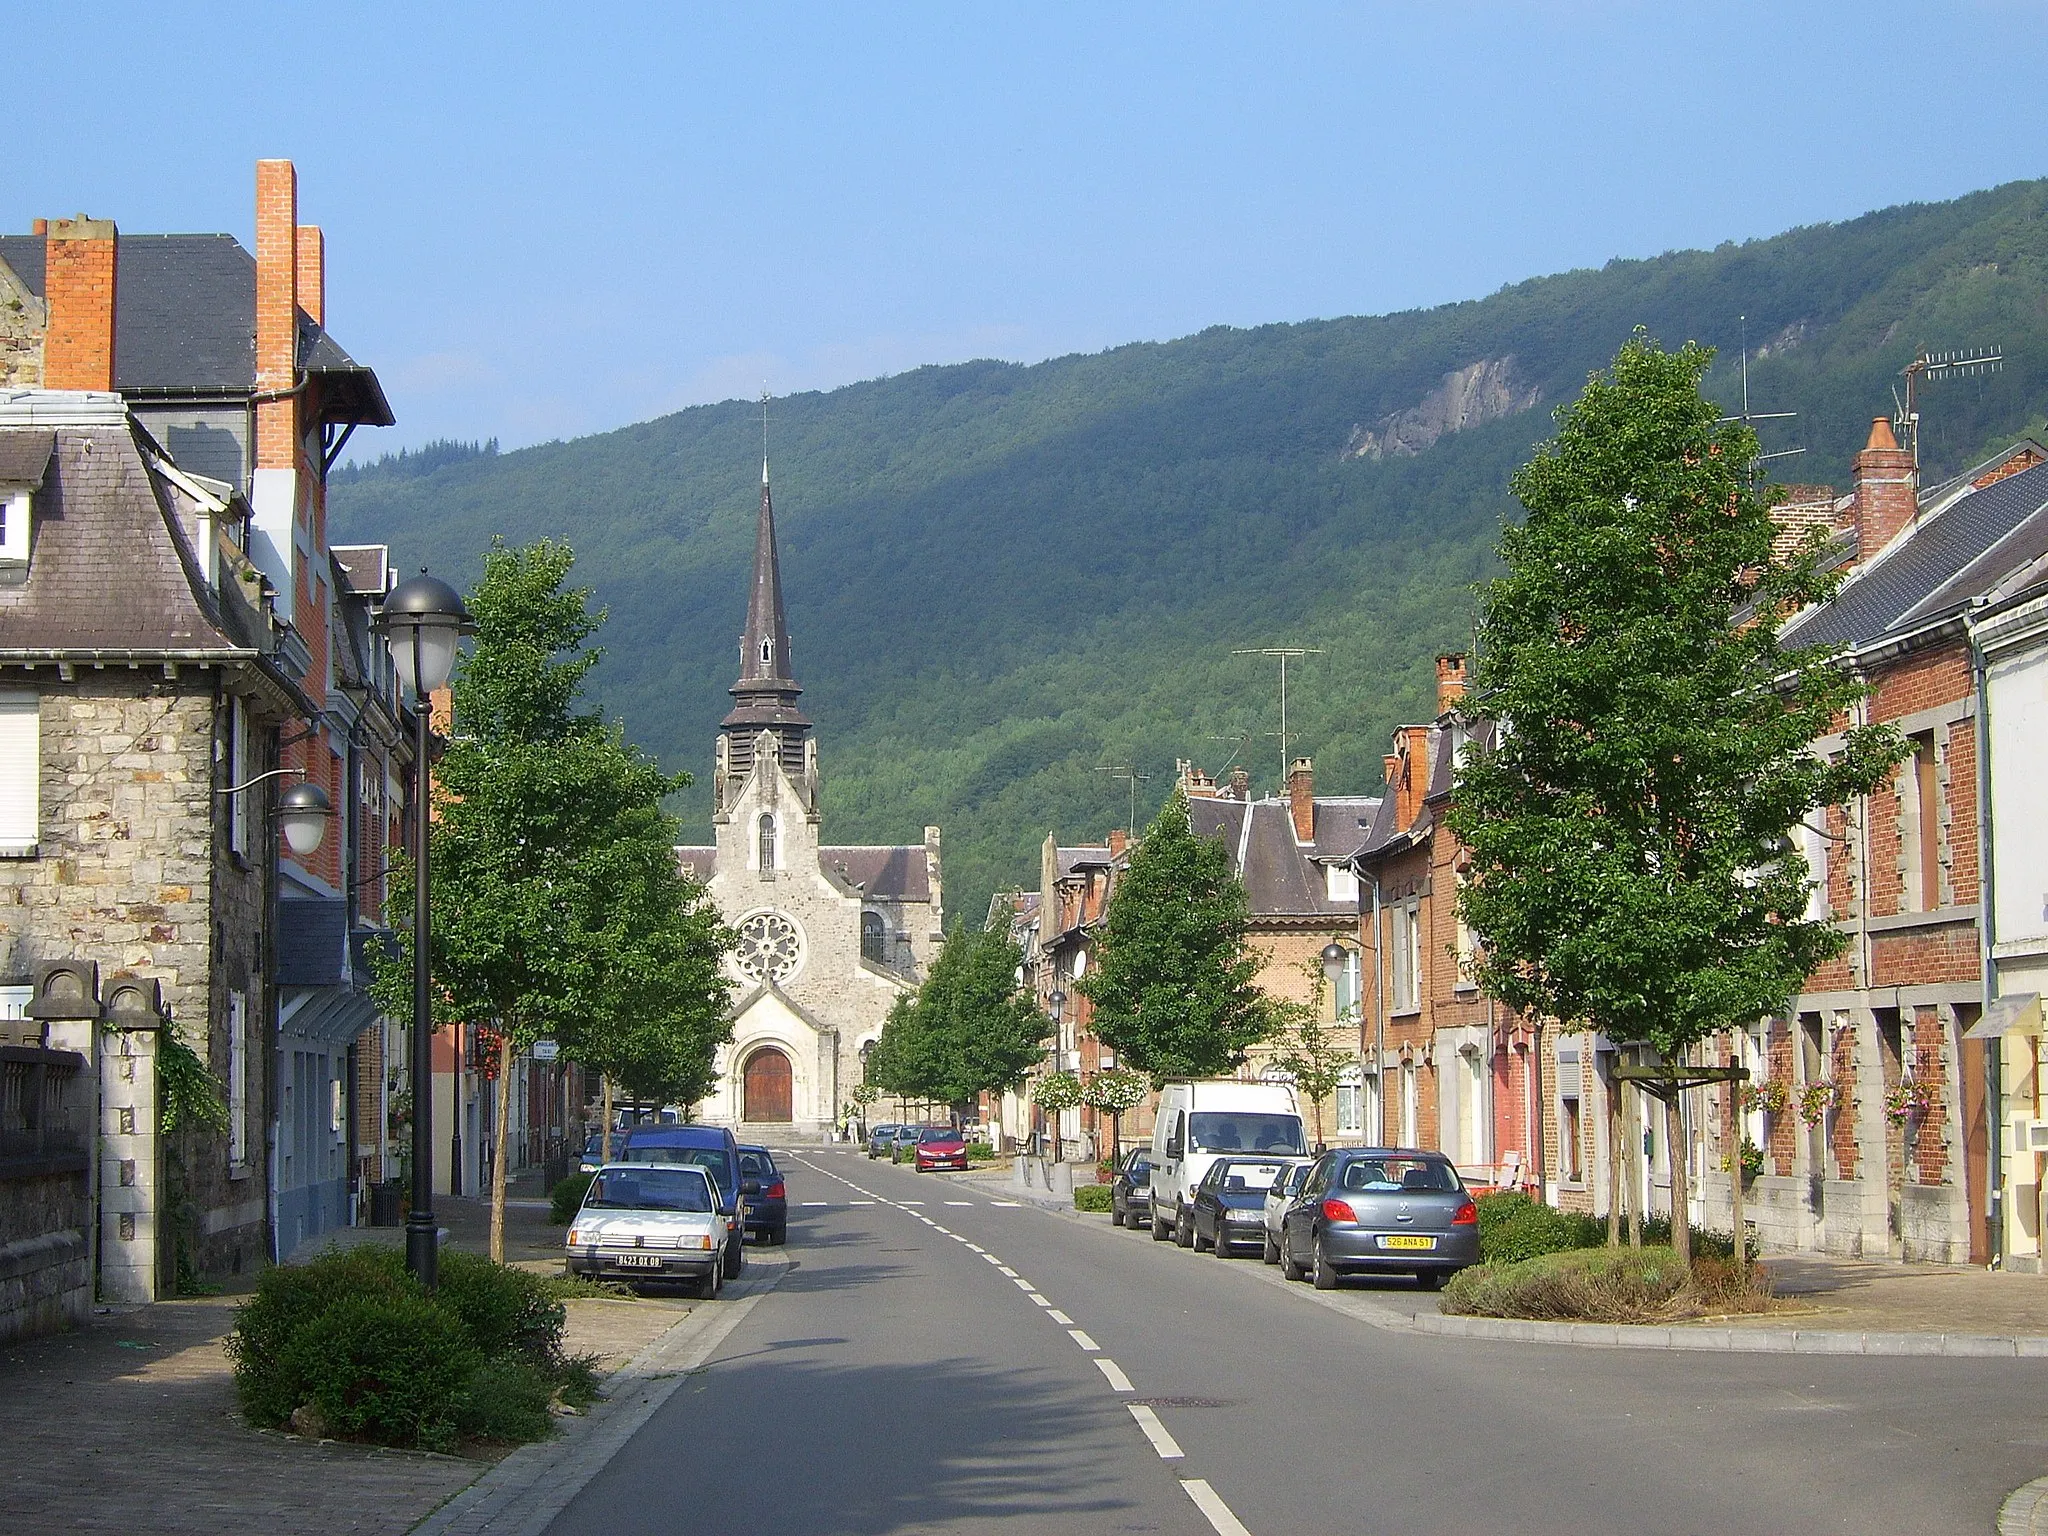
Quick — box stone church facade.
[675,468,942,1138]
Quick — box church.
[675,465,944,1137]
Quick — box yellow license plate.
[1381,1234,1436,1251]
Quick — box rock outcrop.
[1345,356,1539,459]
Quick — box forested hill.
[333,177,2048,925]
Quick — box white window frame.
[227,696,253,860]
[1335,1063,1369,1137]
[0,691,39,855]
[227,992,250,1170]
[1325,863,1359,903]
[1391,902,1421,1012]
[0,488,30,566]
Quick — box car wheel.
[770,1225,787,1247]
[1279,1227,1306,1282]
[1110,1202,1126,1228]
[1417,1268,1446,1291]
[1311,1235,1340,1290]
[1192,1218,1213,1252]
[1262,1230,1279,1264]
[1151,1212,1173,1242]
[723,1237,744,1280]
[1175,1207,1194,1248]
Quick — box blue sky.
[11,3,2045,456]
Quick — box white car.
[567,1163,728,1299]
[1149,1079,1309,1245]
[1261,1159,1314,1263]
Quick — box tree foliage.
[1444,333,1906,1259]
[1265,964,1357,1147]
[864,924,1048,1106]
[1078,789,1273,1080]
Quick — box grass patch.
[1443,1245,1776,1324]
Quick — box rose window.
[735,911,804,984]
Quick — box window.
[0,488,30,565]
[1391,902,1421,1011]
[227,993,249,1168]
[227,697,252,859]
[1335,1064,1371,1137]
[760,638,773,668]
[0,691,37,854]
[1909,733,1940,911]
[757,813,776,872]
[1334,948,1361,1022]
[1556,1044,1582,1182]
[1325,864,1359,903]
[861,910,886,964]
[1399,1063,1418,1145]
[1801,812,1829,922]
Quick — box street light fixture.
[375,571,474,1290]
[277,780,333,857]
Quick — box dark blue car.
[617,1124,747,1279]
[737,1145,788,1245]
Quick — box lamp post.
[375,571,473,1289]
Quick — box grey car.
[1260,1159,1313,1263]
[1278,1148,1478,1290]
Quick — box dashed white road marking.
[1182,1479,1253,1535]
[1127,1404,1184,1460]
[964,1243,986,1253]
[1011,1278,1036,1291]
[850,1200,875,1206]
[1094,1357,1134,1392]
[1067,1329,1100,1352]
[1047,1309,1074,1325]
[1030,1294,1053,1308]
[801,1201,831,1207]
[989,1200,1021,1208]
[997,1266,1019,1277]
[944,1201,974,1206]
[900,1200,925,1206]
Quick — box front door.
[743,1047,793,1123]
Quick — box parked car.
[1189,1157,1296,1256]
[1261,1159,1314,1262]
[566,1164,726,1298]
[736,1144,788,1245]
[1110,1148,1154,1229]
[579,1131,608,1175]
[1150,1079,1307,1244]
[616,1124,747,1280]
[1278,1149,1478,1290]
[889,1124,924,1162]
[914,1125,969,1171]
[866,1123,900,1159]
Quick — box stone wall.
[0,1170,89,1343]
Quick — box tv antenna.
[1232,646,1323,791]
[1720,315,1805,483]
[1094,765,1152,835]
[1897,345,2003,472]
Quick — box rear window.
[1218,1161,1286,1193]
[584,1167,716,1213]
[1339,1157,1460,1193]
[739,1151,776,1177]
[1188,1113,1306,1156]
[624,1144,732,1193]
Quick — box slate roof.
[330,545,390,597]
[671,843,932,902]
[1310,796,1381,863]
[0,431,54,485]
[0,421,240,654]
[0,233,392,425]
[1782,457,2048,650]
[1189,797,1361,920]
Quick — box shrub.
[226,1246,416,1428]
[282,1292,477,1452]
[1474,1192,1605,1264]
[964,1142,994,1162]
[455,1354,557,1444]
[1073,1183,1113,1212]
[549,1171,596,1225]
[1443,1245,1774,1324]
[434,1250,566,1365]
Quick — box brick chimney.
[1287,758,1315,843]
[1396,726,1433,829]
[1108,828,1128,858]
[1435,653,1468,716]
[1178,759,1221,800]
[295,225,325,327]
[1227,767,1250,801]
[42,216,117,391]
[254,160,299,471]
[1850,416,1917,561]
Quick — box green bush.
[455,1354,557,1444]
[434,1250,566,1364]
[1474,1191,1606,1264]
[282,1292,478,1452]
[226,1246,417,1427]
[549,1171,596,1226]
[1443,1245,1773,1323]
[964,1142,994,1162]
[1073,1183,1113,1212]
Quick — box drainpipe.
[1970,604,2003,1266]
[1351,856,1387,1144]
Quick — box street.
[548,1151,2048,1535]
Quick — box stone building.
[675,468,943,1138]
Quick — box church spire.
[721,396,811,788]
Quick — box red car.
[914,1125,969,1171]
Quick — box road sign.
[532,1039,560,1062]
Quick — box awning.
[279,987,383,1049]
[1965,994,2043,1040]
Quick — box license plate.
[1381,1234,1436,1251]
[614,1252,665,1268]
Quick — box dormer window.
[760,638,773,667]
[0,487,30,566]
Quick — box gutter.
[1968,597,2003,1265]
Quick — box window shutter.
[1556,1048,1582,1098]
[0,692,39,851]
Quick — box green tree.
[1078,788,1273,1080]
[863,925,1048,1112]
[1266,964,1357,1148]
[1444,333,1905,1264]
[373,539,734,1262]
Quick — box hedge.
[1073,1183,1113,1212]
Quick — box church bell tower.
[716,455,817,814]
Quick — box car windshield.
[624,1144,732,1193]
[1187,1113,1306,1155]
[584,1168,715,1213]
[1340,1157,1460,1193]
[919,1127,958,1143]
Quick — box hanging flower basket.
[1738,1079,1789,1116]
[1884,1077,1934,1127]
[1719,1137,1766,1180]
[1796,1080,1840,1127]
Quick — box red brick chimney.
[1850,416,1917,561]
[42,216,117,391]
[295,225,325,328]
[30,219,47,236]
[1108,828,1128,858]
[1227,767,1249,801]
[1287,758,1315,843]
[255,160,299,471]
[1396,726,1433,829]
[1435,653,1468,716]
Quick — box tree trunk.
[601,1077,614,1162]
[1606,1067,1622,1246]
[1625,1082,1642,1249]
[1664,1092,1691,1266]
[1728,1077,1746,1274]
[490,1033,514,1264]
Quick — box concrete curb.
[1413,1309,2048,1356]
[2000,1476,2048,1535]
[408,1252,793,1535]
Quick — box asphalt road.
[547,1150,2048,1535]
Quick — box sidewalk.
[0,1173,712,1534]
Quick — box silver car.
[567,1163,728,1298]
[1278,1149,1479,1290]
[1260,1159,1313,1263]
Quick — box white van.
[1148,1080,1308,1244]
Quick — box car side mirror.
[1166,1137,1183,1160]
[741,1179,760,1195]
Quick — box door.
[743,1047,793,1123]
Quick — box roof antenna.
[760,386,771,486]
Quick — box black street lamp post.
[376,572,473,1289]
